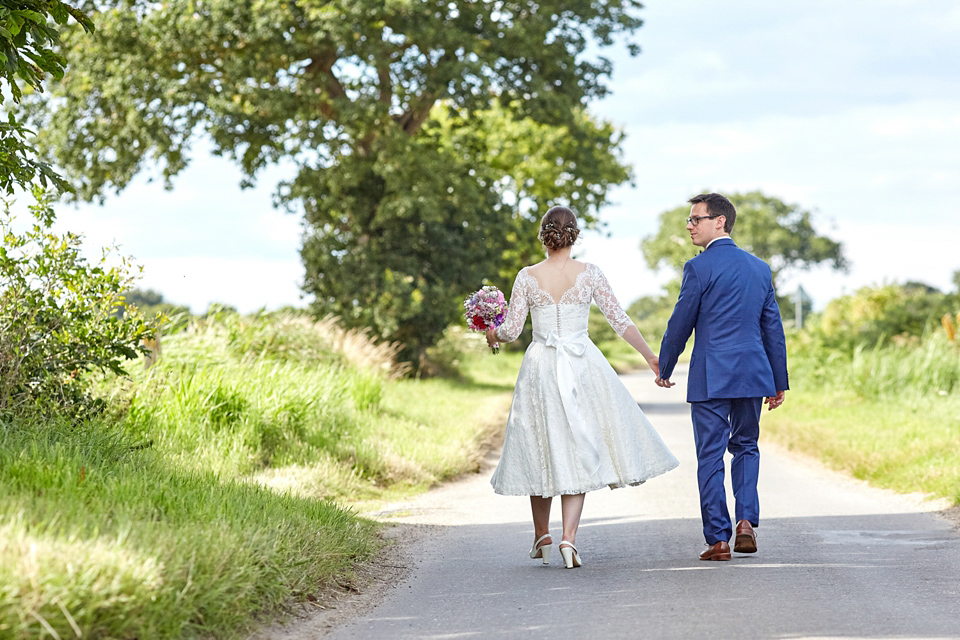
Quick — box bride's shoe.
[558,540,581,569]
[529,533,552,565]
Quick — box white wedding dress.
[490,263,679,497]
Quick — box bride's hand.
[646,355,660,378]
[485,328,499,348]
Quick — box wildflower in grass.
[943,313,956,343]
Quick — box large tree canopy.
[33,0,641,366]
[642,190,848,291]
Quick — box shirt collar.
[705,235,732,249]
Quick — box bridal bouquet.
[463,285,508,354]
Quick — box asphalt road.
[322,367,960,640]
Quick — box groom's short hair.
[689,193,736,233]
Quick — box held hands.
[764,390,786,411]
[649,355,675,388]
[646,355,661,379]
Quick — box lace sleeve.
[591,264,636,337]
[495,269,531,343]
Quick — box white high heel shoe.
[558,540,582,569]
[529,534,552,565]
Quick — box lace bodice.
[495,263,635,342]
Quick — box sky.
[30,0,960,313]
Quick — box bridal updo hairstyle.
[538,206,580,251]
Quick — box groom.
[656,193,789,561]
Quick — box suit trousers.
[690,397,762,544]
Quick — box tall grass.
[787,331,960,398]
[0,313,515,638]
[0,418,376,639]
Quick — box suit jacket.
[658,237,789,403]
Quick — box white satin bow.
[534,329,601,477]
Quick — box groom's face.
[687,202,726,247]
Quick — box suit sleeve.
[658,261,701,381]
[760,276,790,391]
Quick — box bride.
[486,206,679,569]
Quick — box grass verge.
[0,314,518,639]
[764,389,960,504]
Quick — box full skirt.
[490,340,679,497]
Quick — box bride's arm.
[619,326,659,376]
[592,266,659,375]
[488,270,530,344]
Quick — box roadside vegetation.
[0,310,516,639]
[763,284,960,505]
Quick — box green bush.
[816,283,960,352]
[0,192,154,419]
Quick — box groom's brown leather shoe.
[699,540,731,561]
[734,519,757,553]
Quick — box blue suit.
[659,237,788,545]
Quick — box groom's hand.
[765,390,786,410]
[655,377,675,388]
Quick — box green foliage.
[815,283,960,351]
[763,385,960,505]
[625,293,676,345]
[642,190,848,291]
[33,1,640,367]
[0,192,153,418]
[108,312,499,485]
[122,287,190,320]
[0,0,92,102]
[0,1,91,194]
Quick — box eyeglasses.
[686,214,722,226]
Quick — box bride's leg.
[530,495,553,542]
[560,493,585,545]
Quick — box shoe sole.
[734,535,757,553]
[700,552,731,561]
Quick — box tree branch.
[305,49,346,121]
[377,63,392,106]
[395,91,436,135]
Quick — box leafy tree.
[31,1,640,366]
[625,293,674,343]
[952,269,960,293]
[641,191,848,322]
[642,191,848,287]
